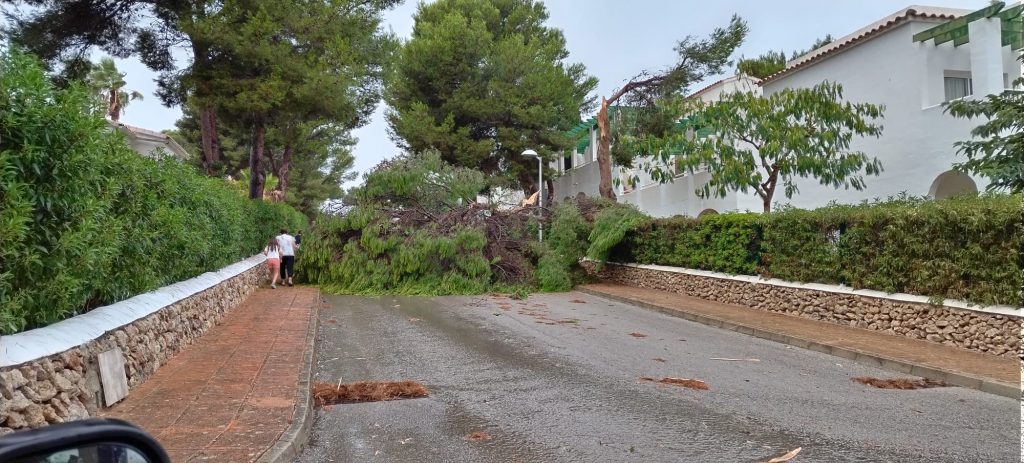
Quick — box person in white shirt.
[263,238,281,289]
[276,228,297,287]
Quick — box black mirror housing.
[0,418,170,463]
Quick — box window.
[944,76,972,101]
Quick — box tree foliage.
[86,57,143,121]
[736,50,787,79]
[593,15,748,199]
[944,54,1024,193]
[386,0,598,192]
[623,82,885,212]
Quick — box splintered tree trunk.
[276,143,293,194]
[596,97,616,200]
[248,120,267,200]
[199,106,221,175]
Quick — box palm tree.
[87,57,144,122]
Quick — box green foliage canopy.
[623,82,885,212]
[386,0,598,191]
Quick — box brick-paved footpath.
[103,287,319,463]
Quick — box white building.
[551,3,1022,217]
[108,120,189,160]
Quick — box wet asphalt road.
[296,292,1020,463]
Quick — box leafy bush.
[606,194,1023,306]
[0,50,306,334]
[586,203,649,268]
[623,213,760,274]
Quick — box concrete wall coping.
[599,261,1023,318]
[0,254,267,368]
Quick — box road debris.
[466,431,493,441]
[852,377,947,390]
[629,332,648,338]
[408,317,421,322]
[710,358,761,362]
[639,377,709,390]
[652,358,667,363]
[569,299,587,304]
[313,380,430,406]
[763,447,802,462]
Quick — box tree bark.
[596,97,616,200]
[275,143,293,193]
[761,164,780,213]
[199,106,221,175]
[248,119,267,200]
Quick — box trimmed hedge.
[605,195,1023,306]
[0,51,306,334]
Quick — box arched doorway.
[928,171,978,199]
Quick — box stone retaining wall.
[0,259,264,434]
[585,262,1021,358]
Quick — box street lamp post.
[521,149,543,242]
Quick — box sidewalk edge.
[578,286,1021,400]
[256,290,322,463]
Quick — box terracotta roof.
[760,5,969,85]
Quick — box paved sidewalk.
[581,283,1020,398]
[103,287,319,463]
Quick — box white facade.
[550,74,764,217]
[552,4,1022,217]
[760,4,1021,210]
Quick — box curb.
[256,291,322,463]
[578,287,1021,400]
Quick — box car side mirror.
[0,418,170,463]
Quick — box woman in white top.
[263,238,282,289]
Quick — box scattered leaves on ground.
[640,377,709,390]
[408,318,421,322]
[466,431,493,442]
[763,447,802,462]
[629,332,648,338]
[569,299,587,304]
[313,380,429,406]
[852,377,947,390]
[652,358,667,363]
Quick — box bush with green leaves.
[603,194,1022,306]
[0,50,306,334]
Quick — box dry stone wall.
[0,262,263,435]
[585,262,1021,358]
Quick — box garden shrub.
[587,203,649,268]
[623,213,760,274]
[0,50,306,334]
[606,193,1022,306]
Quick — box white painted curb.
[0,254,267,368]
[590,260,1023,318]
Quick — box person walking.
[295,230,303,246]
[263,238,281,289]
[276,228,297,287]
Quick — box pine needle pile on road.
[312,380,430,405]
[852,377,946,390]
[640,377,710,390]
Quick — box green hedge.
[606,195,1023,306]
[0,51,306,334]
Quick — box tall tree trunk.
[596,97,616,200]
[248,119,267,200]
[199,106,221,175]
[275,143,293,193]
[108,90,119,122]
[545,177,554,207]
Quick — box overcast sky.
[103,0,989,189]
